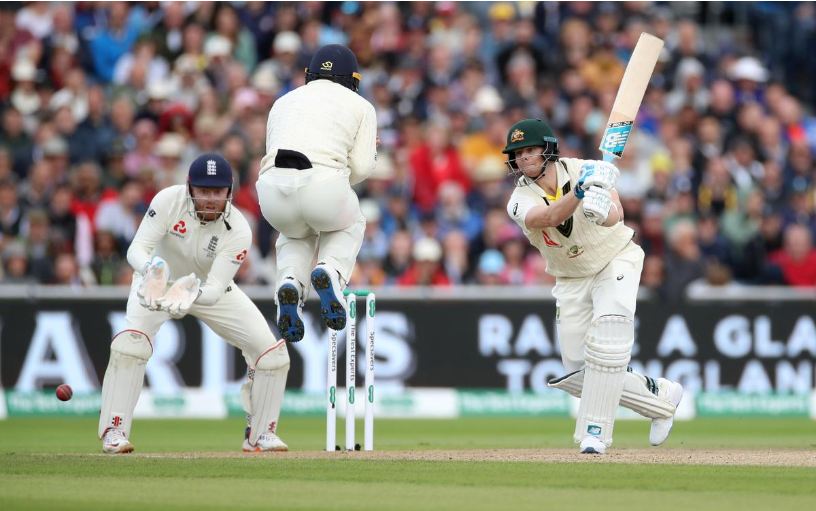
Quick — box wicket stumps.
[326,290,375,451]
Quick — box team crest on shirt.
[567,245,584,258]
[510,129,524,143]
[205,235,219,258]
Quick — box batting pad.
[549,368,676,420]
[98,330,152,438]
[574,315,634,445]
[248,343,290,445]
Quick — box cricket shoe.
[310,263,346,331]
[579,435,606,455]
[102,428,134,454]
[242,430,289,452]
[276,279,305,342]
[649,379,684,446]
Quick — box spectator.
[94,178,145,249]
[770,224,816,287]
[663,220,705,301]
[89,3,146,83]
[397,237,450,286]
[475,249,506,285]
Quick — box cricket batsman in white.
[98,153,290,454]
[503,119,683,454]
[256,44,377,342]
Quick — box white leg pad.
[549,368,677,420]
[98,330,152,438]
[248,342,290,445]
[574,315,633,446]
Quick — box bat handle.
[602,152,616,163]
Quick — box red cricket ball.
[56,384,73,401]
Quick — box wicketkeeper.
[98,154,290,454]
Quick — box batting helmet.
[305,44,362,92]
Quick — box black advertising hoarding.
[1,294,815,395]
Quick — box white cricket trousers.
[256,167,365,289]
[552,241,644,372]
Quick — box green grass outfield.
[1,417,814,511]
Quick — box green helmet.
[502,119,559,155]
[502,119,559,181]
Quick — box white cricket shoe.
[579,435,606,455]
[102,428,134,454]
[650,379,684,446]
[243,431,289,452]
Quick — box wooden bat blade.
[599,33,664,160]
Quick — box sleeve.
[126,188,174,273]
[195,229,251,306]
[506,192,538,236]
[348,101,378,185]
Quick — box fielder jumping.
[503,119,683,454]
[256,44,377,342]
[98,154,290,454]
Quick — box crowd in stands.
[1,2,815,301]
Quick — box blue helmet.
[186,153,233,224]
[188,153,233,188]
[305,44,362,92]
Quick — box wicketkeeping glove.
[156,273,201,318]
[582,186,613,225]
[137,256,170,311]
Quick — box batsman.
[503,119,683,454]
[98,154,290,454]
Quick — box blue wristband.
[575,183,585,199]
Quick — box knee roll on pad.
[255,343,291,372]
[584,315,634,371]
[111,330,153,360]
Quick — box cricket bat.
[598,33,664,162]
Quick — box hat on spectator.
[12,59,37,82]
[233,87,259,110]
[473,86,504,114]
[413,237,442,262]
[729,57,768,83]
[478,249,506,274]
[155,133,186,158]
[174,54,200,75]
[204,35,232,58]
[251,66,280,95]
[148,80,175,101]
[359,199,381,223]
[676,58,705,83]
[273,31,301,54]
[472,155,506,182]
[42,137,68,157]
[650,152,673,173]
[489,2,515,21]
